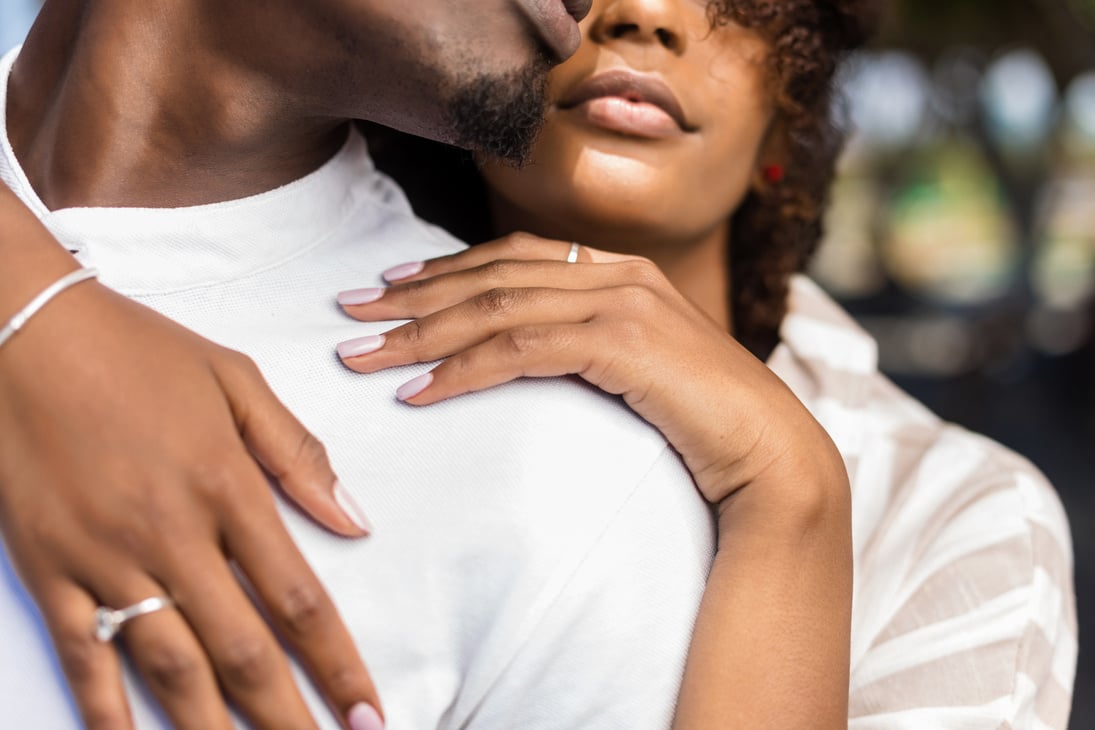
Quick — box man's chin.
[446,50,553,165]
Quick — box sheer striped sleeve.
[847,432,1076,729]
[773,277,1077,729]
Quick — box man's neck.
[6,0,350,210]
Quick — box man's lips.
[562,0,592,22]
[557,69,696,138]
[519,0,590,61]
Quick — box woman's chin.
[484,141,714,251]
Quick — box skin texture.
[9,0,573,210]
[0,0,589,727]
[338,1,853,727]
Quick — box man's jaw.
[446,48,554,165]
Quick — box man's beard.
[446,49,553,165]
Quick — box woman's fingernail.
[338,287,385,306]
[396,372,433,401]
[333,481,374,535]
[382,261,424,282]
[337,334,386,360]
[347,702,384,730]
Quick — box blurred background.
[819,3,1094,725]
[2,0,1092,725]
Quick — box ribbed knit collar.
[0,47,382,295]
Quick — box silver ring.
[94,597,176,642]
[566,242,580,264]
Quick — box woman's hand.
[338,231,852,729]
[337,233,830,506]
[0,186,382,730]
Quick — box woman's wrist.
[0,267,99,349]
[0,185,81,320]
[715,431,851,538]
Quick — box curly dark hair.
[362,0,880,356]
[714,0,880,353]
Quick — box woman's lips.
[557,69,695,140]
[577,97,683,139]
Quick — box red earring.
[763,164,785,185]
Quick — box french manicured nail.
[382,261,424,281]
[338,334,386,360]
[333,481,374,535]
[396,372,433,401]
[337,287,385,306]
[347,702,384,730]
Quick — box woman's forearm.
[0,183,80,317]
[673,450,853,730]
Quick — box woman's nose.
[588,0,687,55]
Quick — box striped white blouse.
[770,276,1077,729]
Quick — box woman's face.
[480,0,776,252]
